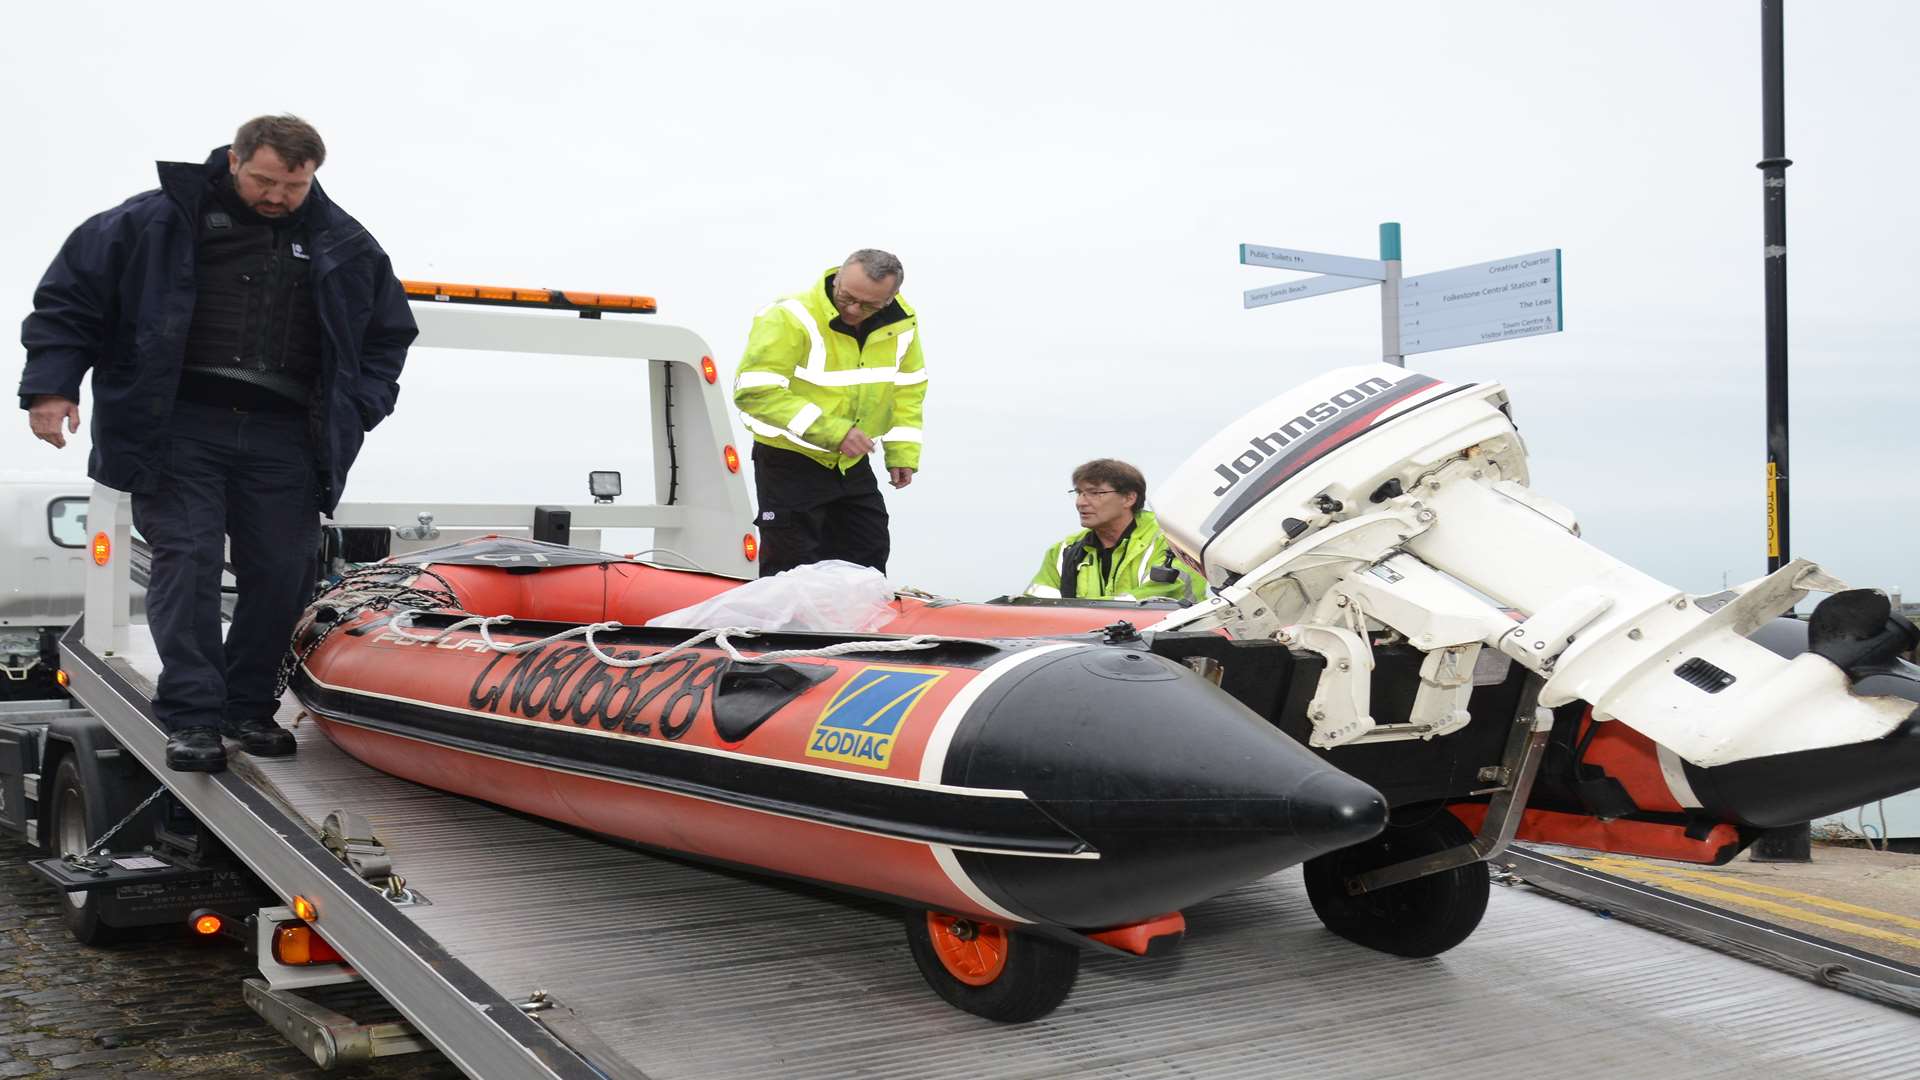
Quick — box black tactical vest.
[181,204,323,406]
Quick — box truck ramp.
[56,624,1919,1080]
[244,714,1920,1080]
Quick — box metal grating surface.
[236,708,1920,1080]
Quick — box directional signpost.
[1244,274,1378,309]
[1239,244,1387,280]
[1240,223,1562,365]
[1400,249,1562,355]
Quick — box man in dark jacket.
[19,115,416,772]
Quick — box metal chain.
[274,563,464,697]
[67,782,171,863]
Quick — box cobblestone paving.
[0,832,463,1079]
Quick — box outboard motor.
[1148,363,1920,842]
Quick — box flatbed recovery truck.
[2,291,1917,1079]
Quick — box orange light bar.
[272,923,344,966]
[700,356,718,384]
[724,445,740,473]
[91,532,111,566]
[743,533,758,562]
[292,895,317,921]
[193,913,224,936]
[401,280,657,316]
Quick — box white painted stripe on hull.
[303,703,1092,859]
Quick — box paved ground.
[1547,841,1920,968]
[0,831,463,1079]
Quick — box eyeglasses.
[1068,488,1119,498]
[833,287,895,313]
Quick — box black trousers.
[751,443,890,578]
[131,401,320,734]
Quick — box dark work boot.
[223,716,297,757]
[166,726,228,772]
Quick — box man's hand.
[889,467,916,489]
[838,426,876,458]
[27,395,80,449]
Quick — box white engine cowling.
[1149,363,1915,770]
[1156,365,1525,584]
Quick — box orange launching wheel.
[906,910,1079,1022]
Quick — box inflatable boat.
[287,362,1920,1022]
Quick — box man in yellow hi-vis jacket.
[1026,459,1207,603]
[733,250,925,577]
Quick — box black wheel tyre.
[904,911,1080,1023]
[47,756,127,946]
[1301,807,1490,958]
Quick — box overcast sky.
[4,1,1915,602]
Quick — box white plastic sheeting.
[645,560,898,633]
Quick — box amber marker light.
[191,910,224,936]
[292,895,317,921]
[91,532,111,566]
[272,924,344,966]
[724,445,740,473]
[743,534,758,562]
[54,670,70,688]
[700,356,718,384]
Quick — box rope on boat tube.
[587,626,963,666]
[386,611,612,655]
[385,610,968,667]
[295,564,1001,691]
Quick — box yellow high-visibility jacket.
[1025,511,1206,603]
[733,269,926,472]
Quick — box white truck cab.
[0,470,104,699]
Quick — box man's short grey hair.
[843,249,905,288]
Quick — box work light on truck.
[589,471,622,503]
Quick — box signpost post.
[1380,223,1403,364]
[1749,0,1809,865]
[1239,223,1562,366]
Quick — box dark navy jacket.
[18,146,416,514]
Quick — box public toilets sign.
[1240,224,1562,365]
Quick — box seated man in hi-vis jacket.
[1027,458,1205,603]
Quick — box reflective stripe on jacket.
[732,268,926,472]
[1024,510,1206,603]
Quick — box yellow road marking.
[1566,856,1920,949]
[1579,857,1920,932]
